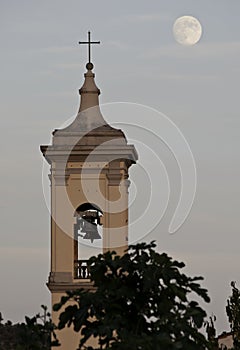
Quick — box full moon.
[173,16,202,46]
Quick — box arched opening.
[75,203,103,243]
[74,203,103,279]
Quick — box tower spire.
[77,32,103,119]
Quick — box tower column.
[49,164,74,284]
[103,161,130,255]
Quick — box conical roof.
[59,62,107,132]
[51,62,126,147]
[41,60,138,165]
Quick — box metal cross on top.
[79,31,100,64]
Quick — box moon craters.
[173,16,202,46]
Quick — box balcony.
[74,260,91,279]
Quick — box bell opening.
[74,203,103,244]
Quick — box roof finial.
[79,31,100,70]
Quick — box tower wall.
[46,157,133,349]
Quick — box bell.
[82,220,101,243]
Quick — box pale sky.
[0,0,240,334]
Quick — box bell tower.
[40,33,137,349]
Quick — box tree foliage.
[0,305,59,350]
[226,282,240,349]
[54,241,210,350]
[206,315,219,350]
[206,282,240,350]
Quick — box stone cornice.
[40,144,138,165]
[47,281,95,292]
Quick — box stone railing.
[74,260,91,279]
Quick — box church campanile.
[40,33,138,349]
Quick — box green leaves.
[55,241,210,350]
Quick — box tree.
[226,282,240,349]
[0,305,59,349]
[205,282,240,350]
[54,241,211,350]
[206,315,219,350]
